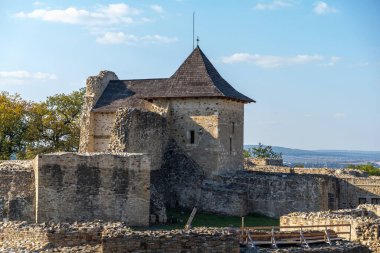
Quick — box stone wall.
[216,99,244,173]
[0,160,34,222]
[246,157,284,166]
[167,98,243,176]
[245,164,380,212]
[102,227,239,253]
[174,171,338,218]
[92,112,116,152]
[339,177,380,209]
[79,71,118,152]
[108,107,169,171]
[34,152,151,226]
[280,205,380,252]
[0,221,239,253]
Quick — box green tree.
[250,143,282,159]
[0,92,28,159]
[25,88,85,158]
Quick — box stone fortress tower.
[79,46,255,176]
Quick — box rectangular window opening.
[190,130,195,144]
[229,137,232,155]
[371,198,380,204]
[359,198,367,204]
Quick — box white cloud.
[254,0,294,10]
[96,32,178,45]
[322,56,341,66]
[0,71,57,80]
[221,53,324,68]
[313,1,337,15]
[150,5,164,13]
[15,3,140,26]
[15,4,178,45]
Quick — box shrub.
[346,163,380,176]
[244,143,282,159]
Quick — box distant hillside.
[244,145,380,168]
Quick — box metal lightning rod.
[193,12,195,50]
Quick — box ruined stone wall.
[34,152,151,226]
[246,157,284,166]
[280,205,380,251]
[339,177,380,209]
[102,227,239,253]
[0,222,239,253]
[108,107,168,171]
[245,164,380,211]
[0,160,34,222]
[244,161,366,177]
[79,71,118,152]
[176,171,338,218]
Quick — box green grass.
[150,208,279,230]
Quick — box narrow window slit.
[190,130,195,144]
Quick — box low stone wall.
[102,227,239,253]
[280,205,380,252]
[245,164,367,178]
[245,157,283,166]
[0,160,34,222]
[0,221,239,253]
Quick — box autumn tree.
[24,88,85,158]
[0,92,28,159]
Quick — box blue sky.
[0,0,379,151]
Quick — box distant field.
[245,145,380,168]
[149,208,279,230]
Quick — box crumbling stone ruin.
[1,47,380,252]
[1,47,380,225]
[280,204,380,252]
[0,221,240,253]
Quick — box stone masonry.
[280,204,380,252]
[0,160,34,222]
[34,152,151,226]
[0,221,240,253]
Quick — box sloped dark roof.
[93,46,255,112]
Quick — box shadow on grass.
[149,208,279,230]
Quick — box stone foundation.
[280,205,380,252]
[0,221,239,253]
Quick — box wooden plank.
[244,224,351,230]
[184,207,197,230]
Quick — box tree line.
[0,89,85,160]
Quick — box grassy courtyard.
[151,208,279,230]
